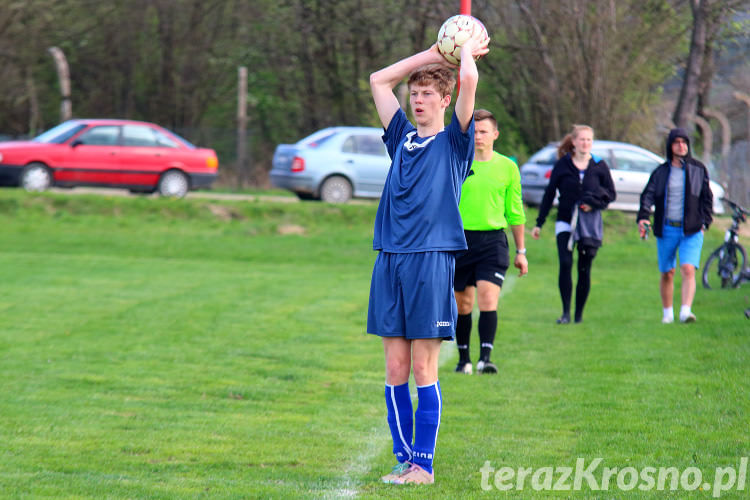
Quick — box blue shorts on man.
[367,251,457,340]
[657,223,704,272]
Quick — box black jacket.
[535,153,616,228]
[636,129,713,237]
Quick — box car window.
[299,130,337,148]
[122,125,159,147]
[591,146,614,165]
[77,126,120,146]
[34,122,88,144]
[153,129,179,148]
[612,149,660,173]
[342,135,386,156]
[528,147,557,165]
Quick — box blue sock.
[385,383,413,463]
[412,381,441,474]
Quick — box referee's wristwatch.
[516,248,527,255]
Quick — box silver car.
[270,126,389,203]
[519,140,725,214]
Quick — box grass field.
[0,189,748,499]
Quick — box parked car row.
[0,119,219,198]
[270,127,725,215]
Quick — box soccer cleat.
[454,362,472,375]
[392,463,434,485]
[477,360,498,374]
[381,462,412,483]
[662,316,674,324]
[680,312,696,323]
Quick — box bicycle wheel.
[702,243,747,289]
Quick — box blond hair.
[557,124,594,159]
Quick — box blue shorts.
[367,251,457,340]
[656,224,704,272]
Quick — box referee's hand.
[514,254,528,277]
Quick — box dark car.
[270,126,390,203]
[520,140,724,213]
[0,119,219,198]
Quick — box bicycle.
[702,197,749,290]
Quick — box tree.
[672,0,746,129]
[477,0,687,150]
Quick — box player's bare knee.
[680,264,695,279]
[385,358,411,385]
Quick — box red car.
[0,119,219,197]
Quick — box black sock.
[574,247,596,322]
[478,310,497,362]
[456,313,472,363]
[556,232,573,316]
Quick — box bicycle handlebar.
[720,197,749,217]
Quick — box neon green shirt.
[459,151,526,230]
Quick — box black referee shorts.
[454,229,510,291]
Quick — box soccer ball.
[436,15,489,65]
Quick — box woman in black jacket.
[531,125,616,323]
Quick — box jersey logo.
[403,131,437,151]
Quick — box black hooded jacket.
[636,128,713,237]
[535,152,616,229]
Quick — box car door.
[56,125,122,185]
[340,134,390,197]
[117,124,173,188]
[610,148,662,207]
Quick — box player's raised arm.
[454,36,489,132]
[369,46,445,130]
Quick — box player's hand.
[460,36,490,61]
[531,226,541,239]
[514,254,528,277]
[580,203,592,212]
[637,219,649,239]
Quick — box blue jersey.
[373,108,474,253]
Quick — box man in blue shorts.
[637,128,713,323]
[368,36,489,485]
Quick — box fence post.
[237,66,248,188]
[48,47,71,121]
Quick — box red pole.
[457,0,471,94]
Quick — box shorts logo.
[495,272,505,280]
[435,321,451,328]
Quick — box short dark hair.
[407,64,456,98]
[473,109,497,130]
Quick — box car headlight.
[206,156,218,169]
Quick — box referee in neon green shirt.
[454,109,528,375]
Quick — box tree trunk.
[673,0,709,129]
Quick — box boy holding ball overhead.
[368,26,489,485]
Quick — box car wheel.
[157,170,189,198]
[319,175,352,203]
[20,163,53,192]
